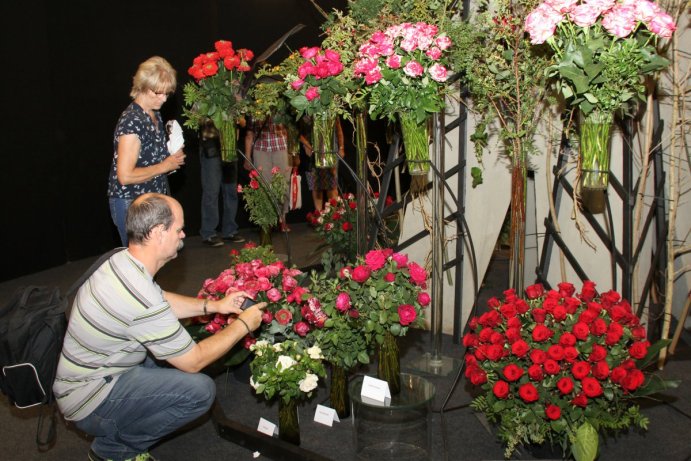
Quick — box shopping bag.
[290,168,302,210]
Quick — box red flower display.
[463,281,679,459]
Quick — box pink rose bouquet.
[354,21,453,123]
[525,0,675,116]
[463,281,679,460]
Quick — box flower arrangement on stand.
[284,46,352,169]
[249,339,327,445]
[462,281,680,461]
[183,40,254,162]
[339,248,429,394]
[354,21,452,175]
[229,242,280,266]
[306,193,358,270]
[525,0,675,190]
[238,167,288,245]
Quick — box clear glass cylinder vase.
[278,398,300,445]
[578,110,613,190]
[377,331,401,395]
[259,227,272,247]
[312,112,338,169]
[398,112,431,176]
[217,119,237,163]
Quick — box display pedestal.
[349,373,436,460]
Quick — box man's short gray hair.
[126,194,173,244]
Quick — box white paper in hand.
[166,119,185,153]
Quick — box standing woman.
[107,56,186,245]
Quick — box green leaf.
[471,166,483,188]
[572,421,598,461]
[357,351,370,364]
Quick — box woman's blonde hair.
[130,56,177,99]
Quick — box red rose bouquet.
[183,40,254,161]
[306,193,358,266]
[463,281,680,460]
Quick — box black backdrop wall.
[0,0,347,281]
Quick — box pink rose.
[391,252,408,268]
[261,310,273,324]
[384,272,396,283]
[290,79,304,90]
[403,60,424,77]
[352,265,371,283]
[300,46,319,59]
[305,86,320,101]
[293,321,310,337]
[275,309,293,325]
[335,292,351,312]
[569,3,601,27]
[324,49,341,62]
[525,3,563,44]
[407,262,428,286]
[648,12,676,38]
[546,0,578,13]
[435,35,452,50]
[425,46,442,60]
[601,5,637,38]
[365,249,388,270]
[634,0,660,22]
[385,54,402,69]
[417,292,431,306]
[398,304,417,326]
[265,288,281,302]
[364,68,383,85]
[428,63,448,82]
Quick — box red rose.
[587,301,603,314]
[532,308,547,324]
[579,309,597,324]
[621,369,645,391]
[592,361,610,380]
[485,344,504,361]
[588,344,607,362]
[515,299,530,314]
[469,368,487,385]
[275,309,293,325]
[478,310,501,328]
[500,303,517,319]
[572,322,590,340]
[506,327,522,343]
[261,310,274,324]
[511,339,530,357]
[610,366,627,384]
[487,297,501,308]
[518,383,539,402]
[557,377,574,394]
[397,304,417,326]
[559,332,577,347]
[293,321,310,336]
[493,380,510,399]
[558,282,575,297]
[545,404,561,420]
[532,324,553,342]
[590,318,608,336]
[631,326,647,340]
[525,283,544,299]
[530,349,547,364]
[600,289,621,307]
[580,280,597,302]
[384,272,396,283]
[407,262,428,286]
[507,317,522,329]
[571,361,591,380]
[543,297,558,313]
[552,304,567,321]
[417,292,431,306]
[581,377,603,397]
[462,333,479,348]
[605,322,624,345]
[490,331,506,345]
[352,265,371,283]
[611,304,631,323]
[563,347,579,363]
[543,359,561,375]
[503,364,524,382]
[547,345,565,361]
[342,222,353,231]
[364,249,388,270]
[474,347,487,361]
[528,364,544,381]
[563,297,581,314]
[629,341,650,359]
[503,288,517,302]
[571,392,588,408]
[479,327,493,343]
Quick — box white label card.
[361,375,391,406]
[314,404,340,427]
[257,417,277,437]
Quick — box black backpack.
[0,247,124,448]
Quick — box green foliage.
[240,168,288,233]
[249,339,327,404]
[572,421,598,461]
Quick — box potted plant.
[462,281,680,460]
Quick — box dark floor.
[1,223,689,461]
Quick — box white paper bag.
[166,119,185,153]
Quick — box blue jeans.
[200,145,239,239]
[109,197,132,246]
[75,358,215,460]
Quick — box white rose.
[273,342,283,352]
[276,355,297,371]
[307,345,323,360]
[299,373,319,393]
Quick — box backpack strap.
[65,247,126,298]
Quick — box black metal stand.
[535,101,667,342]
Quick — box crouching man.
[54,193,265,461]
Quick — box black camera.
[240,298,256,310]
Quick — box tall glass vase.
[312,111,338,169]
[398,112,431,176]
[578,110,613,190]
[278,398,300,445]
[377,331,401,395]
[329,364,350,419]
[217,119,237,163]
[259,227,272,247]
